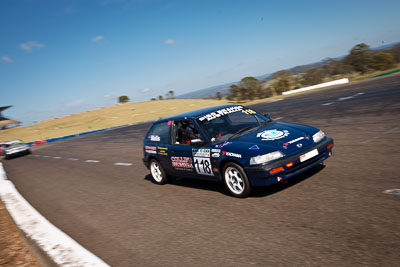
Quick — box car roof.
[155,104,241,123]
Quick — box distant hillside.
[176,42,400,99]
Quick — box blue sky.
[1,0,399,125]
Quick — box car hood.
[217,121,319,156]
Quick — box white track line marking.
[383,189,400,196]
[338,96,353,101]
[322,102,334,106]
[86,160,100,163]
[67,158,79,161]
[0,163,110,266]
[33,155,41,157]
[53,157,62,159]
[114,163,133,166]
[274,117,283,120]
[42,155,50,158]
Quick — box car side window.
[173,120,204,145]
[147,122,171,143]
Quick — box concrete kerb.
[0,162,110,266]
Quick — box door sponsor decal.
[257,129,289,141]
[158,147,168,156]
[192,148,210,157]
[194,157,213,175]
[211,149,221,153]
[171,157,193,171]
[145,146,157,154]
[211,153,220,158]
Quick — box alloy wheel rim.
[225,167,245,194]
[151,162,163,182]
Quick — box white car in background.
[2,140,31,159]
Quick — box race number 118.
[194,157,213,175]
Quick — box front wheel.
[150,159,168,185]
[223,163,251,198]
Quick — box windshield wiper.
[228,126,255,140]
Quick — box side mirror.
[264,113,272,120]
[190,139,206,146]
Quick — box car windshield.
[196,106,268,144]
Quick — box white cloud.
[104,94,113,98]
[1,56,13,63]
[19,41,45,52]
[165,39,175,45]
[141,88,150,93]
[91,35,105,42]
[65,99,86,107]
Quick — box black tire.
[149,159,168,185]
[222,162,252,198]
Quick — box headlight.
[313,130,325,143]
[250,151,284,165]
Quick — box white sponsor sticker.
[145,150,157,154]
[194,157,213,175]
[223,151,242,158]
[211,149,221,153]
[198,106,243,122]
[150,135,160,141]
[192,148,210,157]
[257,129,290,141]
[211,153,220,158]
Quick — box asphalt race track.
[2,75,400,266]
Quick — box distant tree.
[150,98,156,101]
[345,43,372,73]
[323,58,353,75]
[370,52,396,70]
[261,86,274,98]
[118,95,130,103]
[216,92,222,100]
[228,84,240,100]
[387,44,400,62]
[238,76,262,100]
[272,70,291,79]
[158,95,163,100]
[303,68,325,85]
[271,77,291,95]
[166,90,175,99]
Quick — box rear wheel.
[150,159,168,185]
[223,162,251,198]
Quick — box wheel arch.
[218,158,243,180]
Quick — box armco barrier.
[282,78,349,95]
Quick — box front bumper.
[244,137,334,186]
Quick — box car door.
[168,119,215,178]
[144,121,174,173]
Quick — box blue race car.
[142,105,333,197]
